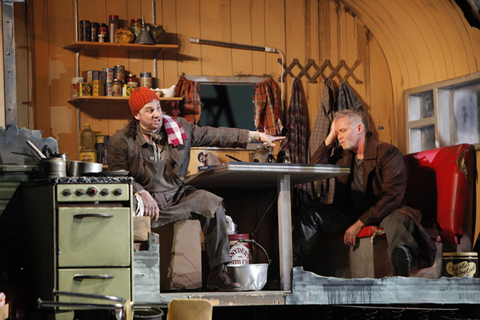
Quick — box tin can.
[228,234,250,265]
[103,68,114,83]
[106,83,113,96]
[91,22,99,42]
[80,20,91,41]
[124,84,137,97]
[77,82,92,96]
[114,65,125,83]
[92,80,104,96]
[98,23,108,43]
[92,70,101,81]
[112,79,123,97]
[71,77,84,98]
[86,70,93,83]
[443,252,478,278]
[140,72,152,88]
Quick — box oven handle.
[73,213,114,219]
[73,274,115,281]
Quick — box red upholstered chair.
[304,144,474,278]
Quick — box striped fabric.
[252,78,283,136]
[171,76,203,124]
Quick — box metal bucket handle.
[233,239,271,266]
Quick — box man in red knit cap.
[109,87,283,291]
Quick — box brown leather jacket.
[310,132,437,268]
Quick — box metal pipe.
[189,37,280,53]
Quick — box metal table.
[185,162,350,291]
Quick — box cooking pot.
[39,157,68,178]
[68,161,103,177]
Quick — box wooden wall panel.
[200,0,232,76]
[231,0,253,76]
[24,0,480,160]
[251,0,267,76]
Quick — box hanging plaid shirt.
[170,76,203,125]
[252,78,283,136]
[281,78,309,208]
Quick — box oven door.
[57,267,131,303]
[57,207,131,267]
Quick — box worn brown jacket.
[310,132,437,268]
[108,117,250,227]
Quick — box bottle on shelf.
[267,147,275,163]
[79,123,97,163]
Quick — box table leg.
[277,174,292,291]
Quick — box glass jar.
[108,15,119,43]
[112,79,123,97]
[80,20,91,41]
[130,18,142,38]
[126,74,138,86]
[140,72,152,88]
[90,22,99,42]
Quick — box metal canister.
[140,72,152,88]
[86,70,93,83]
[98,23,108,43]
[92,80,104,96]
[91,22,99,42]
[92,70,101,81]
[106,82,113,96]
[112,79,123,97]
[443,252,478,278]
[80,20,91,41]
[114,65,125,83]
[103,68,114,83]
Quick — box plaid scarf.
[139,115,187,147]
[163,115,187,146]
[252,78,283,135]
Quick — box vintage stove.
[22,176,134,307]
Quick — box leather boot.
[206,264,241,292]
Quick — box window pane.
[438,82,480,146]
[409,91,433,121]
[410,125,436,152]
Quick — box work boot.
[391,245,413,277]
[206,264,242,292]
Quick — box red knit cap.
[128,87,160,116]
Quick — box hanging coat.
[281,78,309,208]
[308,78,336,203]
[337,81,369,131]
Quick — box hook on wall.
[278,58,363,84]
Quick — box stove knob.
[76,189,85,197]
[100,188,110,196]
[87,186,99,197]
[113,188,123,196]
[62,189,72,197]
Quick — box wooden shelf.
[68,96,182,104]
[63,41,178,52]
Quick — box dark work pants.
[192,205,231,269]
[292,202,419,261]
